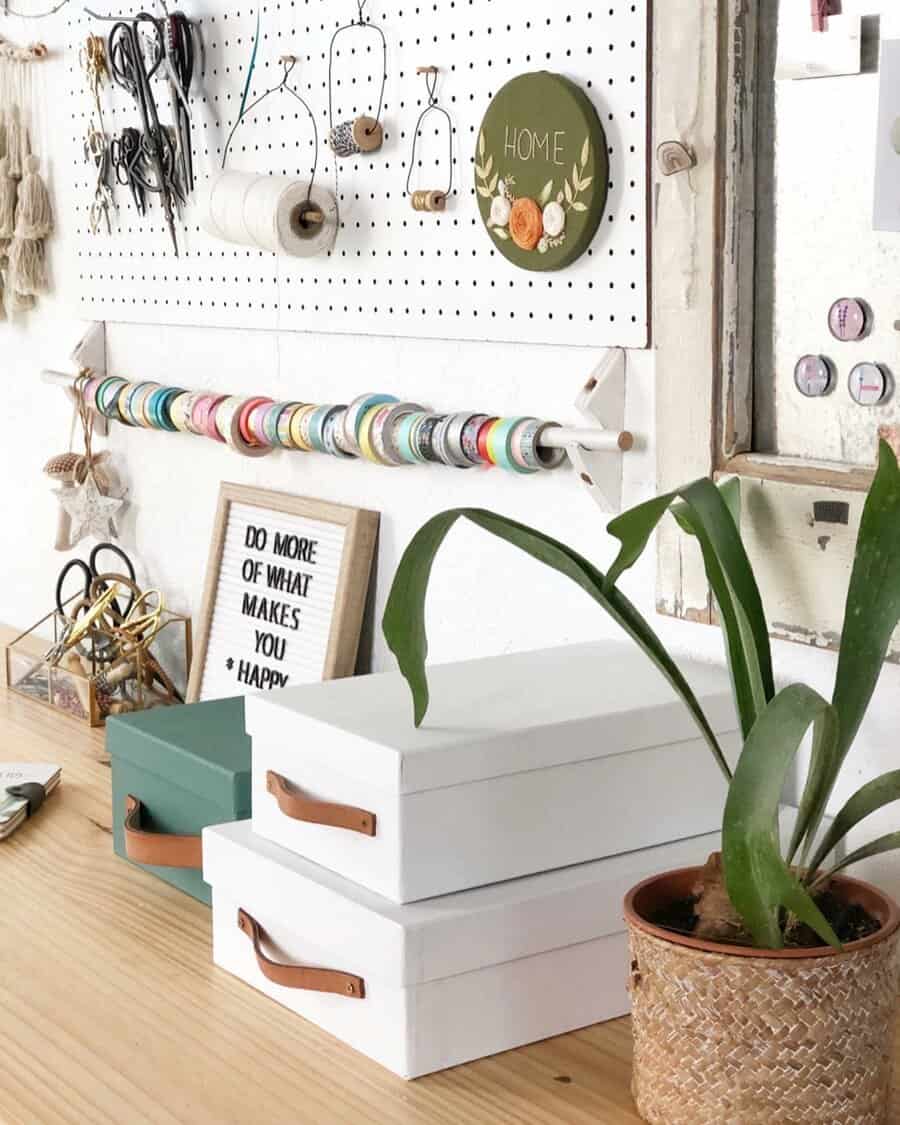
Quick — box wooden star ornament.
[53,472,125,546]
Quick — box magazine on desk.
[0,764,61,840]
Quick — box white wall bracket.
[69,321,108,436]
[568,348,631,513]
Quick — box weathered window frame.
[654,0,895,657]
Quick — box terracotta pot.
[624,867,900,1125]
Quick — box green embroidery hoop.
[475,71,609,272]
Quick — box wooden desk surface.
[0,633,643,1125]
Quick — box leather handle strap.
[266,771,376,837]
[123,795,202,869]
[237,908,365,999]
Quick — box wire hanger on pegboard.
[406,66,453,213]
[327,0,387,158]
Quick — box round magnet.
[793,355,833,398]
[849,363,892,407]
[828,298,869,342]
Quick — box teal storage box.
[108,697,251,905]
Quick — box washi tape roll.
[442,412,482,468]
[358,404,390,463]
[487,417,538,474]
[461,414,491,464]
[306,405,335,453]
[514,419,566,470]
[289,404,317,452]
[343,393,399,453]
[277,403,306,448]
[114,383,138,427]
[97,378,128,418]
[394,411,428,464]
[322,407,354,457]
[330,409,357,457]
[477,417,500,464]
[238,397,273,446]
[414,415,446,463]
[215,396,274,458]
[372,402,425,465]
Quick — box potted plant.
[382,441,900,1123]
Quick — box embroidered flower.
[489,194,512,228]
[509,197,543,251]
[542,201,566,239]
[538,237,549,254]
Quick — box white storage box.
[205,820,723,1079]
[247,642,738,903]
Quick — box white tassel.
[8,288,34,313]
[6,106,25,178]
[15,155,52,239]
[8,234,47,295]
[0,158,17,239]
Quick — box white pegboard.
[67,1,648,348]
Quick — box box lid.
[204,819,721,988]
[107,698,251,811]
[245,641,737,794]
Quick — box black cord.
[327,8,387,135]
[406,69,453,198]
[221,55,319,198]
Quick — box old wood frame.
[187,483,379,702]
[654,0,896,657]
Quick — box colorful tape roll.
[77,380,569,475]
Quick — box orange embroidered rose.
[508,197,543,251]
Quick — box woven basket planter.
[625,868,900,1125]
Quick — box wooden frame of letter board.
[187,483,379,703]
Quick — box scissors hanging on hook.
[107,14,181,254]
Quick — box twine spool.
[200,172,337,257]
[410,190,446,213]
[329,115,384,158]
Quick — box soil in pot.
[650,854,882,949]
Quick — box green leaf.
[606,478,774,739]
[571,201,588,212]
[807,769,900,876]
[581,136,590,166]
[814,831,900,887]
[382,509,733,782]
[802,442,900,851]
[564,179,574,204]
[539,180,554,206]
[724,685,841,950]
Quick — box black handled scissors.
[56,542,137,623]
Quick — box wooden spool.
[411,190,447,213]
[352,116,384,154]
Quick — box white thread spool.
[200,173,338,257]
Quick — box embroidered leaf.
[477,185,493,199]
[493,227,509,240]
[564,179,574,204]
[557,190,565,204]
[572,201,588,212]
[581,137,590,166]
[539,180,554,206]
[578,174,594,191]
[474,163,486,179]
[479,131,485,159]
[573,164,580,191]
[488,172,498,193]
[484,154,494,177]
